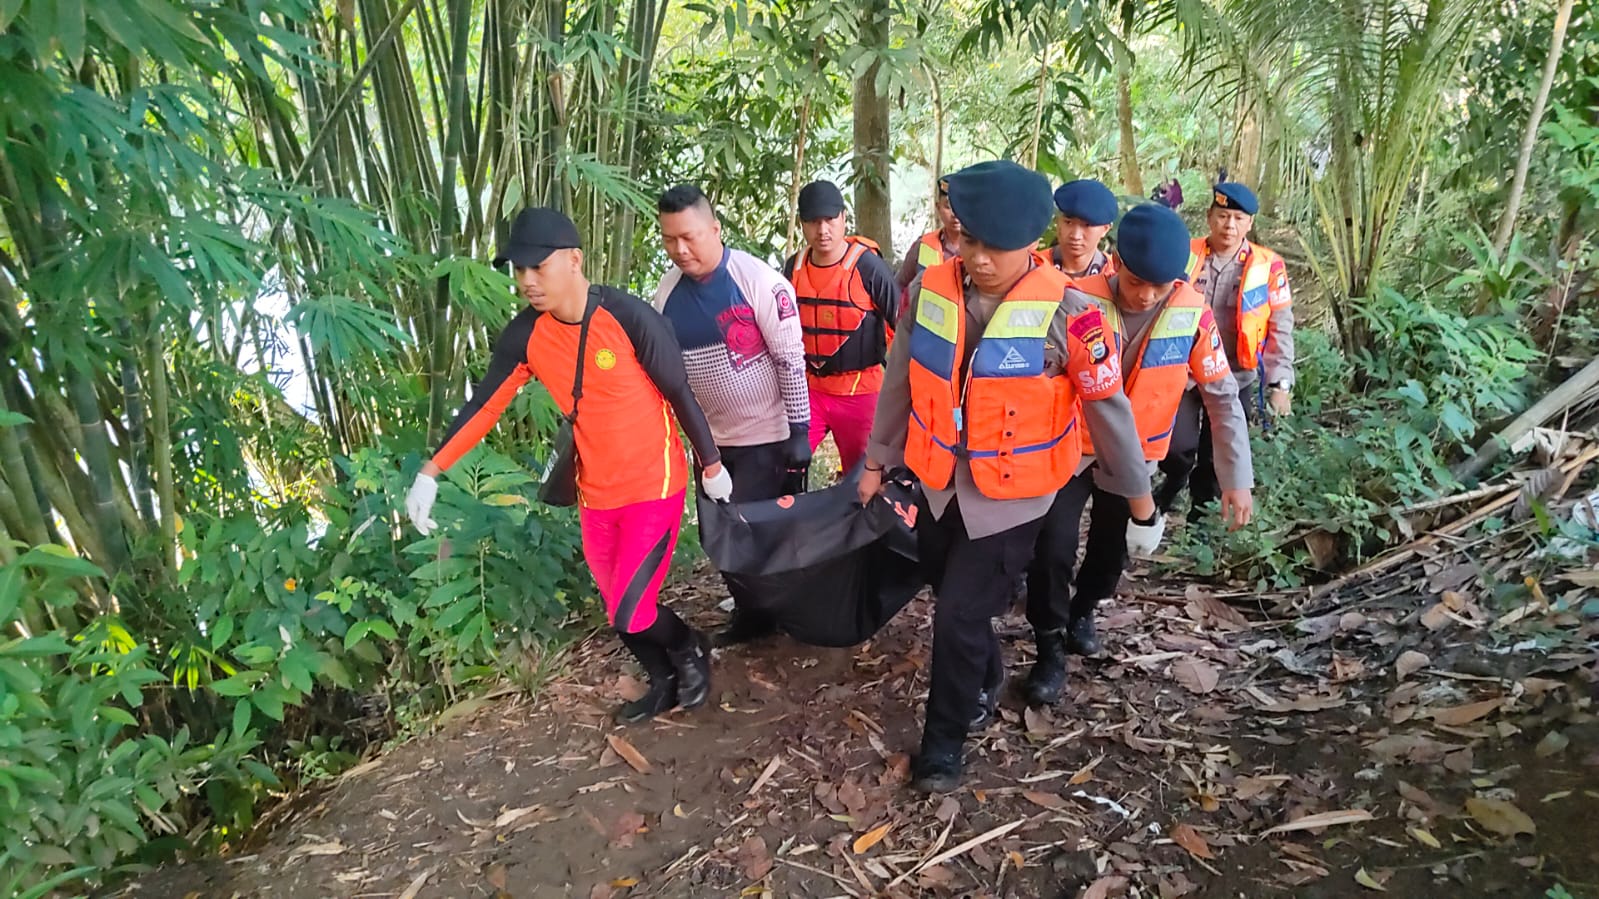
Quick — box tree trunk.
[1491,0,1575,255]
[852,0,893,256]
[930,64,945,203]
[1114,41,1142,196]
[787,92,811,256]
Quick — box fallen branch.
[1454,356,1599,481]
[1318,444,1599,596]
[887,818,1023,888]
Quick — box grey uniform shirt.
[1191,245,1297,389]
[1077,279,1255,492]
[868,270,1151,540]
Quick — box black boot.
[614,632,678,725]
[1023,629,1068,706]
[1065,615,1102,656]
[713,607,777,647]
[667,628,713,710]
[911,745,964,793]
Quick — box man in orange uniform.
[1021,205,1255,705]
[782,180,900,475]
[858,161,1160,792]
[1047,179,1118,278]
[1156,182,1293,518]
[404,207,732,725]
[893,177,962,294]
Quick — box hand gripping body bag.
[696,468,923,647]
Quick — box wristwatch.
[1267,380,1291,393]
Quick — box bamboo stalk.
[146,328,177,573]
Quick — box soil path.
[120,567,1599,898]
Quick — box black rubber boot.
[1023,629,1068,706]
[614,632,678,725]
[713,608,777,648]
[911,745,964,793]
[667,628,713,710]
[1065,615,1102,656]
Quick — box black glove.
[784,423,812,468]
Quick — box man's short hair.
[658,184,713,216]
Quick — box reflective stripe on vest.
[904,260,1084,499]
[1075,275,1205,461]
[794,238,882,374]
[1187,239,1276,370]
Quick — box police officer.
[1022,205,1255,704]
[1048,179,1118,278]
[782,180,900,475]
[894,177,962,293]
[858,161,1160,793]
[1157,182,1293,517]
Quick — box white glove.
[406,473,438,535]
[701,465,733,502]
[1125,514,1166,557]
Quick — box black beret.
[1052,179,1118,226]
[943,160,1053,251]
[1116,204,1192,284]
[1211,182,1259,215]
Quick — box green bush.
[0,446,589,893]
[1171,287,1540,588]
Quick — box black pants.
[710,440,789,615]
[1155,388,1219,516]
[1024,471,1131,634]
[918,495,1044,752]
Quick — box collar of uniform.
[959,255,1039,294]
[1205,240,1249,265]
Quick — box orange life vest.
[904,260,1085,500]
[916,229,956,272]
[1073,275,1208,462]
[792,237,887,392]
[1186,238,1289,370]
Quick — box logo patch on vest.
[594,348,617,370]
[1089,339,1109,363]
[997,346,1029,371]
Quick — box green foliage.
[1173,290,1541,588]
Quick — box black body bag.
[697,469,923,647]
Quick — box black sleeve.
[858,250,901,325]
[781,252,797,282]
[432,308,538,467]
[598,289,722,467]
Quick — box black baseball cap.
[797,180,846,221]
[494,207,582,267]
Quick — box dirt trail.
[121,566,1599,898]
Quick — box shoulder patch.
[775,283,798,320]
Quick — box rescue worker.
[1048,179,1118,278]
[404,207,730,724]
[781,180,900,475]
[1155,183,1294,518]
[857,161,1162,793]
[894,177,962,293]
[652,184,812,646]
[1022,205,1256,704]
